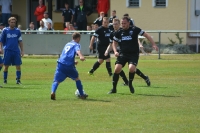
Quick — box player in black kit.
[88,17,112,76]
[108,16,158,94]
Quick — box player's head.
[112,18,120,30]
[112,10,116,16]
[72,32,81,43]
[102,17,109,28]
[121,16,130,30]
[65,2,69,8]
[8,17,17,28]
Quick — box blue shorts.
[0,56,3,64]
[53,63,79,82]
[3,50,22,66]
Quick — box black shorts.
[115,52,139,67]
[98,47,110,60]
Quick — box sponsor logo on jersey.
[129,31,133,35]
[7,33,17,38]
[122,36,132,40]
[105,33,110,37]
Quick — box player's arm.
[104,43,112,56]
[19,41,24,57]
[143,32,158,51]
[76,50,85,61]
[0,42,3,54]
[89,36,95,50]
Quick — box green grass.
[0,54,200,133]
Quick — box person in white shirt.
[0,0,12,26]
[42,12,53,28]
[38,20,47,34]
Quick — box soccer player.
[0,17,24,84]
[51,32,88,100]
[109,16,158,94]
[88,17,112,76]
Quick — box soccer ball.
[75,89,86,97]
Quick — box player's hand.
[104,51,108,56]
[0,49,3,54]
[114,52,119,57]
[80,56,85,61]
[152,45,159,51]
[75,61,78,65]
[21,51,24,57]
[89,45,93,50]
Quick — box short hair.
[72,32,81,40]
[123,13,129,17]
[103,17,109,21]
[121,16,130,22]
[65,2,69,5]
[112,10,116,13]
[8,17,17,23]
[113,18,120,24]
[30,22,34,25]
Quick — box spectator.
[0,0,12,27]
[62,2,74,28]
[93,11,105,27]
[34,0,46,29]
[37,20,47,34]
[123,13,135,27]
[109,10,117,23]
[42,12,53,28]
[47,22,54,34]
[87,25,92,34]
[63,22,70,34]
[0,23,5,31]
[17,25,22,30]
[74,0,93,31]
[26,22,37,34]
[66,24,75,34]
[96,0,109,16]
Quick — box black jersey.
[93,26,111,48]
[93,18,103,27]
[114,26,144,53]
[109,16,117,23]
[62,9,74,22]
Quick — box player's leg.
[16,65,22,84]
[128,64,136,93]
[119,70,129,86]
[105,58,112,76]
[135,68,150,86]
[51,63,67,100]
[0,57,3,87]
[108,64,122,94]
[88,58,104,75]
[13,52,22,84]
[3,50,12,84]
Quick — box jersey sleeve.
[18,30,22,42]
[135,26,145,36]
[75,44,81,52]
[113,30,121,43]
[0,29,6,44]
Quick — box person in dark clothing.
[109,10,117,23]
[74,0,93,31]
[93,11,105,27]
[88,17,112,77]
[123,13,135,27]
[108,16,158,94]
[62,2,74,28]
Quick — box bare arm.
[112,41,119,57]
[89,36,95,50]
[143,32,158,51]
[0,42,3,54]
[104,43,112,56]
[76,50,85,61]
[19,41,24,57]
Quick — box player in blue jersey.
[0,17,24,84]
[51,32,88,100]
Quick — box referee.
[109,16,158,94]
[88,17,112,77]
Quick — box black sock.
[129,72,135,88]
[89,61,100,73]
[113,73,119,90]
[119,70,128,84]
[136,68,147,79]
[106,62,112,76]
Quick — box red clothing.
[34,5,46,21]
[96,0,110,14]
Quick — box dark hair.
[123,13,129,17]
[72,32,81,39]
[121,16,130,22]
[65,2,69,5]
[112,10,116,13]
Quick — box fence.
[20,30,200,59]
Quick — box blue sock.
[76,80,84,95]
[51,82,59,93]
[4,71,8,80]
[16,71,21,79]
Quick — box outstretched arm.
[76,50,85,61]
[143,32,158,51]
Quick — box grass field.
[0,54,200,133]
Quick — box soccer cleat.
[88,72,94,76]
[145,76,151,86]
[107,89,117,94]
[123,83,128,86]
[51,93,56,100]
[129,86,135,94]
[16,79,22,85]
[4,79,7,84]
[78,94,88,99]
